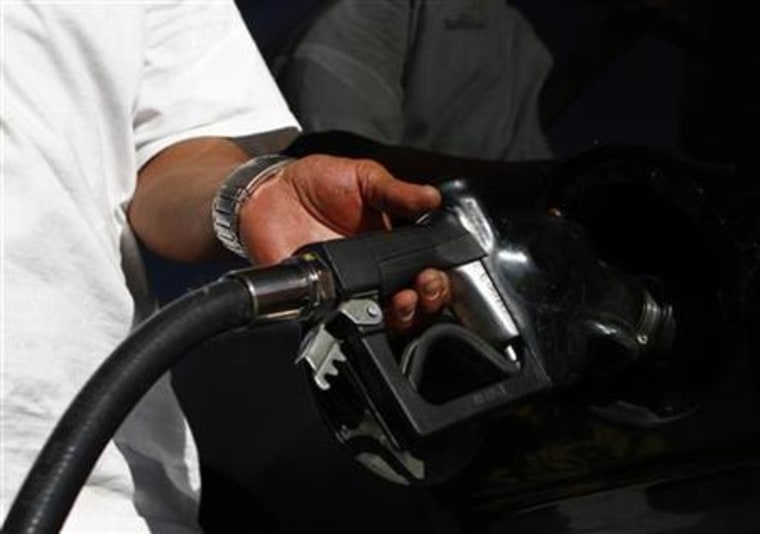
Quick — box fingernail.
[424,185,441,202]
[399,306,415,323]
[423,279,441,300]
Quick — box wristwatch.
[212,154,294,258]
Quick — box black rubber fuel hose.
[3,278,252,534]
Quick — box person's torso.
[402,0,552,159]
[282,0,552,160]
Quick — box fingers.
[355,159,441,220]
[385,269,451,333]
[352,160,448,332]
[385,289,419,332]
[415,268,450,314]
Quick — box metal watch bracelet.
[212,154,294,258]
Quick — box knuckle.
[355,158,388,180]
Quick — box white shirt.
[1,2,298,531]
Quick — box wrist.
[212,154,294,258]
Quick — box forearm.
[129,132,294,262]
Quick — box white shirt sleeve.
[133,0,299,168]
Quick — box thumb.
[356,160,441,219]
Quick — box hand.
[238,154,451,328]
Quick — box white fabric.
[1,2,298,532]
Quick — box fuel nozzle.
[229,178,680,486]
[290,179,681,486]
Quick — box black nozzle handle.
[298,213,485,299]
[344,327,550,448]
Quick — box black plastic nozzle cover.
[298,213,485,299]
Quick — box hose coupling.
[224,253,337,323]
